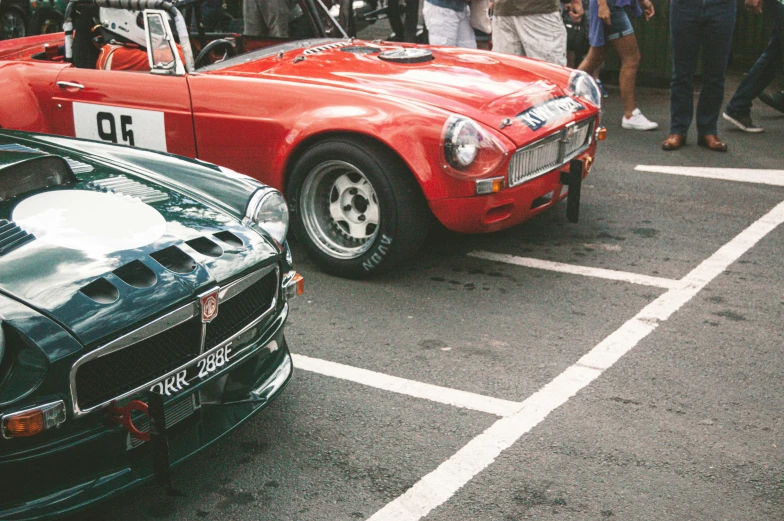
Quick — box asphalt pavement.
[73,75,784,521]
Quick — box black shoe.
[758,90,784,114]
[722,112,764,133]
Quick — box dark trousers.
[669,0,737,136]
[726,0,784,117]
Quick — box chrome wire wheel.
[300,160,380,259]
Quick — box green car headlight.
[246,187,289,244]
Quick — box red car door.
[51,67,196,157]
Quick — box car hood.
[203,40,576,128]
[0,136,278,348]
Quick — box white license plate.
[149,344,235,397]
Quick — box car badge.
[200,290,219,323]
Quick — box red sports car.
[0,0,603,278]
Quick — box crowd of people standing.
[420,0,783,153]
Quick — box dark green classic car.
[0,129,302,519]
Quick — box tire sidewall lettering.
[362,234,394,271]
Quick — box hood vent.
[150,246,197,274]
[0,220,34,256]
[0,143,94,174]
[113,260,157,288]
[303,41,349,55]
[186,236,223,258]
[87,175,168,204]
[80,278,119,304]
[213,230,244,249]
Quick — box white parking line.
[292,354,523,417]
[368,199,784,521]
[468,251,680,289]
[636,165,784,186]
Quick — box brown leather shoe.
[698,134,728,152]
[662,134,686,151]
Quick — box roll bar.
[64,0,195,72]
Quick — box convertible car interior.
[29,0,346,71]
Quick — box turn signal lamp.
[475,176,505,195]
[283,272,304,300]
[2,401,66,439]
[596,127,607,141]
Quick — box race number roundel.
[201,291,219,323]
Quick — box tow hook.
[106,391,177,492]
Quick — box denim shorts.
[588,1,635,47]
[605,3,634,41]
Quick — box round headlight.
[444,117,481,168]
[568,70,602,109]
[246,188,289,244]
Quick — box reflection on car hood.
[204,40,575,124]
[0,134,278,347]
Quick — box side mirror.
[144,10,185,75]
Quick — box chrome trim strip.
[219,263,277,303]
[70,264,280,417]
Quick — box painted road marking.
[636,165,784,186]
[292,354,522,417]
[468,251,680,289]
[367,199,784,521]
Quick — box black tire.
[29,8,64,36]
[0,6,27,40]
[287,137,430,278]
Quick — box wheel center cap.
[352,194,369,213]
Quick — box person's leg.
[517,11,567,66]
[725,37,781,118]
[578,46,607,76]
[258,0,289,37]
[422,2,460,46]
[243,0,264,36]
[455,5,478,48]
[491,15,524,55]
[609,33,641,118]
[696,0,736,137]
[669,0,702,137]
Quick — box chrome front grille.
[70,264,279,416]
[508,119,594,187]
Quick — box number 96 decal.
[72,102,168,152]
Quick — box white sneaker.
[621,108,659,130]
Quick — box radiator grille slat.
[508,119,593,187]
[205,271,278,350]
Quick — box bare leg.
[609,33,641,118]
[577,46,607,76]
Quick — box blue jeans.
[726,0,784,118]
[669,0,737,136]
